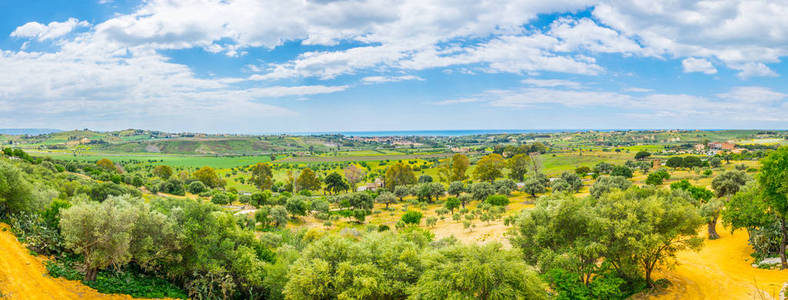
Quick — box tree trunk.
[707,216,720,240]
[780,217,787,270]
[85,267,98,282]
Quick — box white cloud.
[730,62,778,79]
[439,85,788,122]
[362,75,423,84]
[433,98,484,105]
[521,79,582,89]
[682,58,717,74]
[717,86,786,103]
[593,0,788,77]
[624,87,653,93]
[10,18,89,41]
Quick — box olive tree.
[60,195,139,281]
[411,243,548,300]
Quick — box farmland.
[1,129,787,299]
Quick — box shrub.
[210,192,229,205]
[187,181,207,194]
[485,194,510,206]
[401,211,423,225]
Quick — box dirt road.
[639,224,787,300]
[0,224,133,300]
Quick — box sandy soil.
[0,224,134,300]
[636,224,788,300]
[432,219,512,247]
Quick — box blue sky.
[0,0,786,133]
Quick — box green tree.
[250,191,271,207]
[758,147,788,269]
[324,172,348,195]
[507,154,531,181]
[445,197,460,213]
[60,195,139,281]
[129,200,181,273]
[285,196,309,218]
[0,160,35,215]
[590,175,632,198]
[575,166,591,176]
[494,179,517,195]
[610,165,633,178]
[96,158,117,172]
[561,172,582,192]
[709,170,748,239]
[645,169,669,185]
[710,157,723,168]
[634,151,651,160]
[594,162,614,174]
[187,181,208,194]
[376,191,397,209]
[510,188,704,289]
[447,181,465,197]
[418,175,433,183]
[385,162,417,191]
[665,157,684,168]
[522,177,546,198]
[410,243,548,300]
[446,154,470,182]
[193,166,224,188]
[474,154,505,182]
[470,182,495,201]
[594,188,704,286]
[458,194,472,209]
[283,233,423,299]
[250,163,274,191]
[152,165,174,179]
[296,168,321,192]
[394,185,412,201]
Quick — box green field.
[29,151,274,169]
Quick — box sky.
[0,0,787,133]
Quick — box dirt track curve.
[0,223,133,300]
[639,224,788,300]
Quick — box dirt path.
[637,224,788,300]
[0,224,133,300]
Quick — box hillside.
[0,224,135,299]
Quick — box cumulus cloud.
[10,18,89,41]
[593,0,787,78]
[2,0,787,130]
[682,58,717,74]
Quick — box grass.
[46,256,187,299]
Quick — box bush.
[187,181,207,194]
[401,211,423,225]
[485,194,510,206]
[9,212,64,256]
[47,257,187,299]
[210,192,229,205]
[611,166,633,178]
